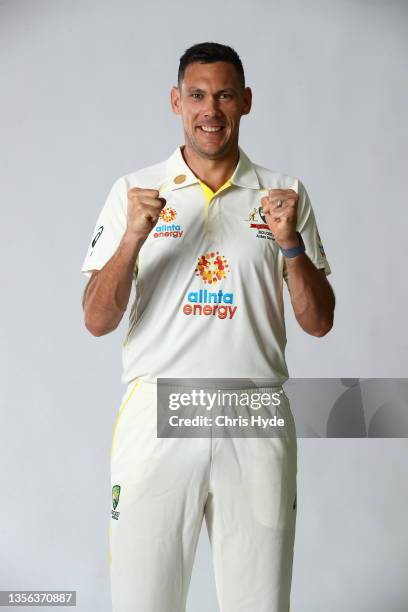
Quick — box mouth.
[196,125,226,134]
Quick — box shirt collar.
[230,146,260,190]
[162,144,260,192]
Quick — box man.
[81,42,335,612]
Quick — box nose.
[203,95,221,117]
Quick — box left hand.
[261,189,299,249]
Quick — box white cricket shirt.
[80,145,331,384]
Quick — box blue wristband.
[279,232,305,258]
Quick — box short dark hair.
[178,42,245,89]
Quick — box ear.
[170,86,181,115]
[242,86,252,115]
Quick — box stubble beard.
[185,128,234,161]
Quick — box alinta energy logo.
[182,251,237,320]
[195,252,229,285]
[153,207,183,239]
[111,485,121,520]
[245,206,275,241]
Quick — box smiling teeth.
[201,126,223,132]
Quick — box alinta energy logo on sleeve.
[182,252,237,320]
[153,207,183,239]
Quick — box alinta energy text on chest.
[153,223,183,239]
[153,206,184,238]
[182,288,237,320]
[187,289,234,304]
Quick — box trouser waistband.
[129,377,286,393]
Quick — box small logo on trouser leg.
[112,485,121,520]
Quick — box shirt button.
[174,174,187,184]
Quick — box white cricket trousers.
[109,379,297,612]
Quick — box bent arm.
[285,253,335,337]
[82,231,145,336]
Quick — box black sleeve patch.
[91,225,104,247]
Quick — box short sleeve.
[283,179,331,281]
[80,177,128,278]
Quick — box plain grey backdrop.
[1,0,407,610]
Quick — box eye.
[191,93,203,99]
[219,93,232,99]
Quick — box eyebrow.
[185,87,237,94]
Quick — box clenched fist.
[260,189,300,249]
[126,188,167,241]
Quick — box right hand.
[126,187,167,240]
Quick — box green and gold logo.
[112,485,121,520]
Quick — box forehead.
[181,61,240,90]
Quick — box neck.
[181,143,239,192]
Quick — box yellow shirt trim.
[197,178,232,204]
[197,178,232,229]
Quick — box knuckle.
[127,186,141,196]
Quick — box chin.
[194,141,231,159]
